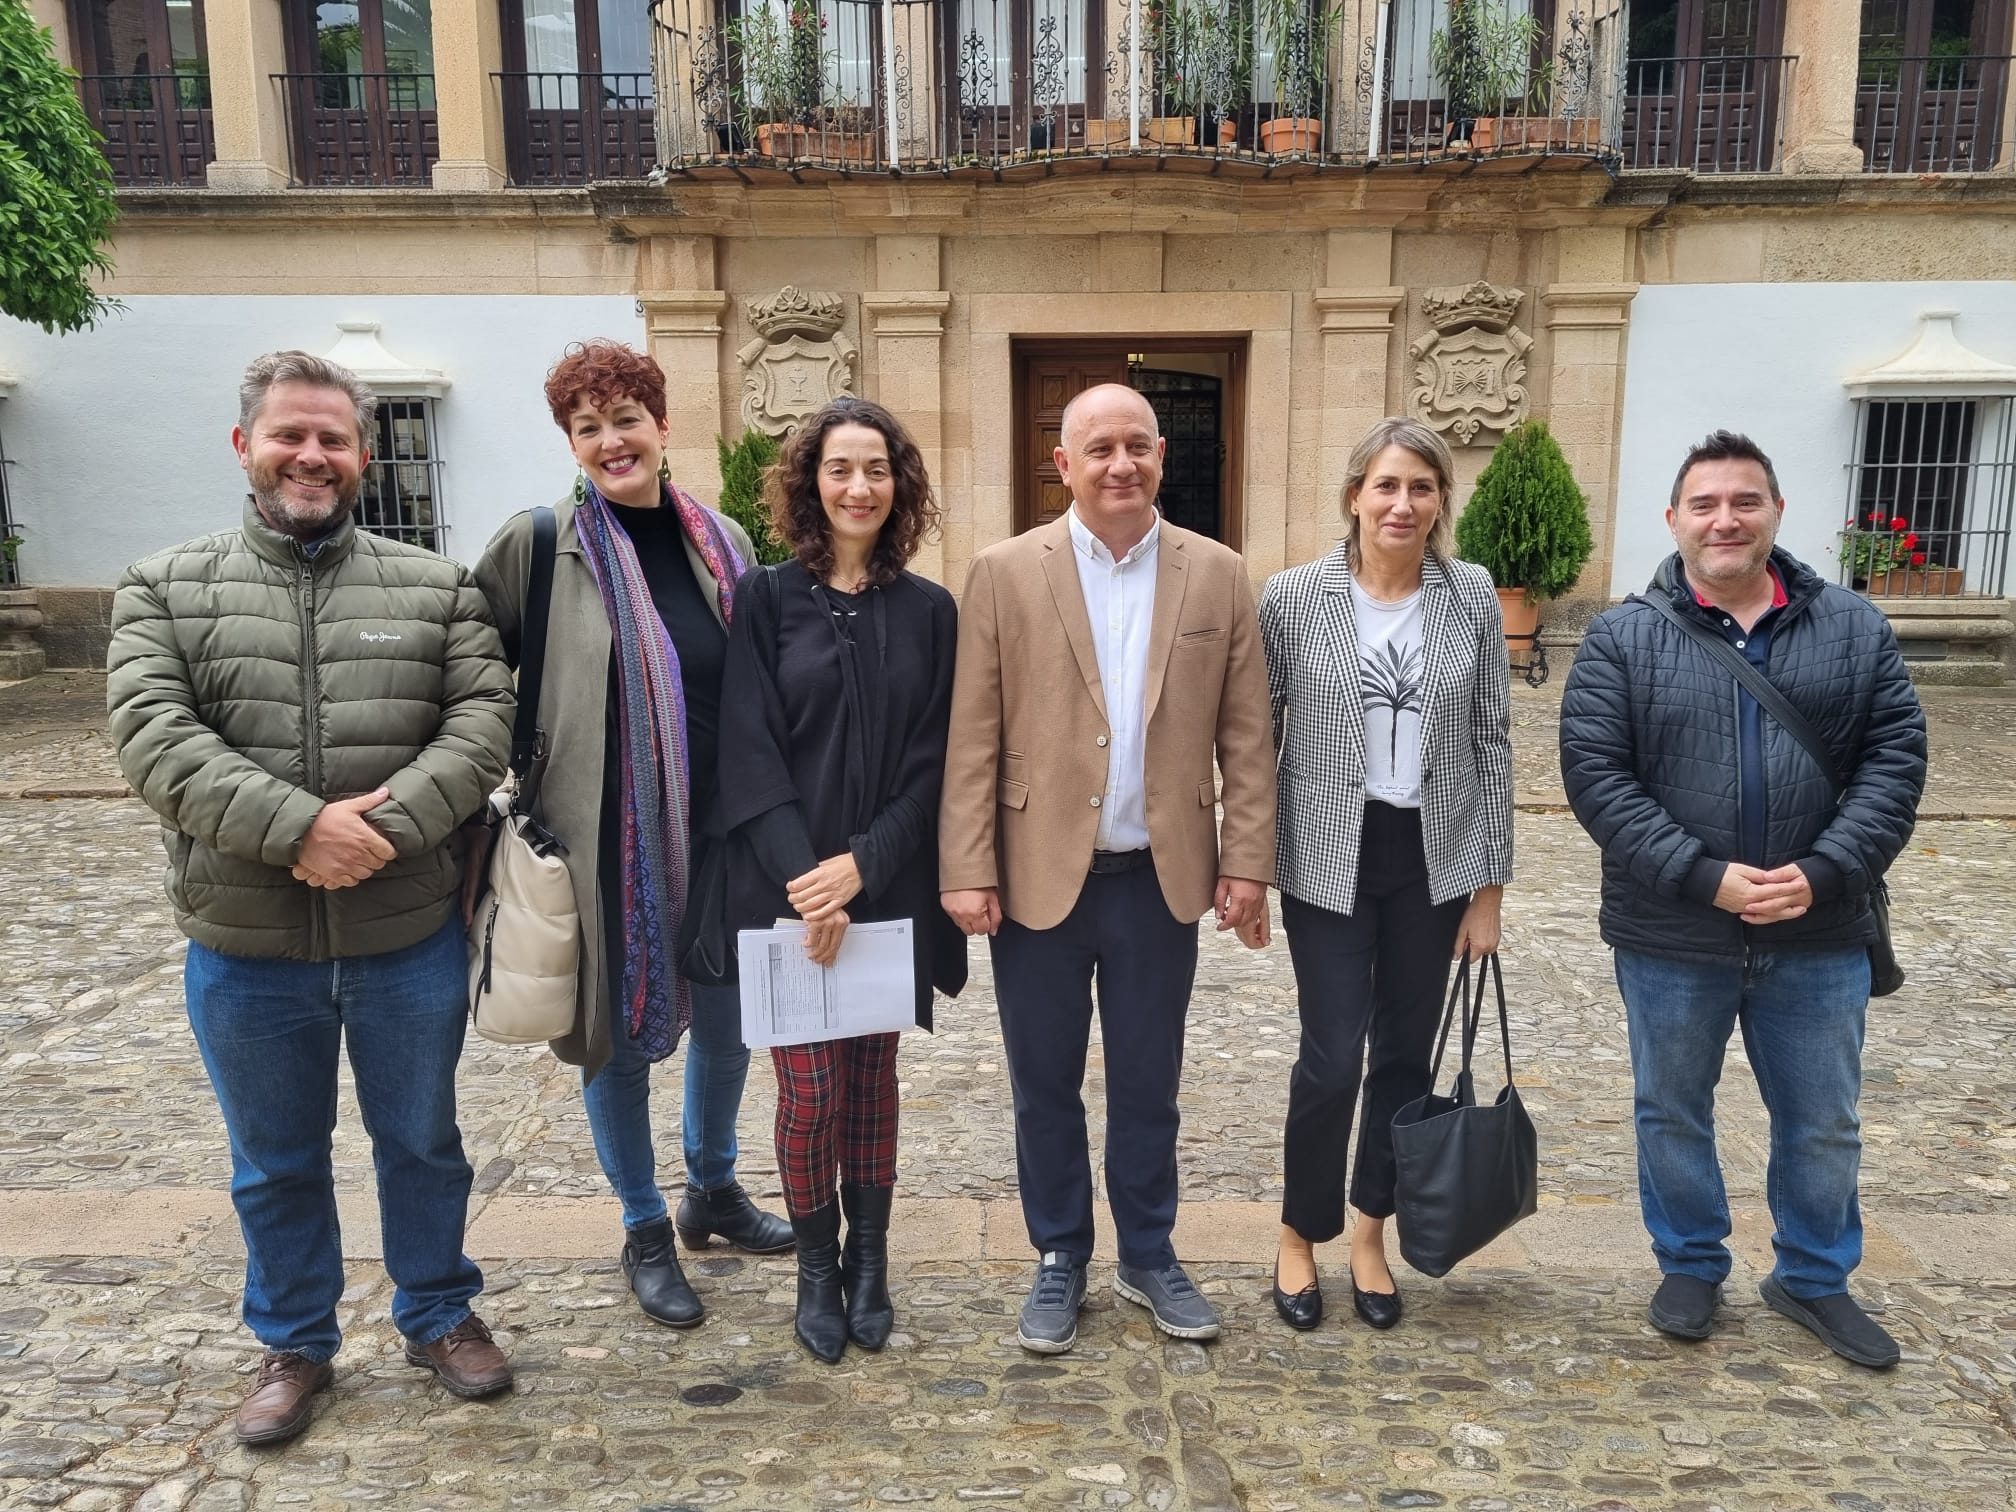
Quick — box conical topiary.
[1454,420,1593,603]
[716,428,789,565]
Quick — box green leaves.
[1454,420,1594,602]
[0,0,121,333]
[716,429,790,565]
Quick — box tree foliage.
[1455,420,1594,602]
[716,428,789,565]
[0,0,120,333]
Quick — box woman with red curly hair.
[474,340,792,1331]
[717,397,968,1362]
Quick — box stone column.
[1309,228,1403,568]
[204,0,293,190]
[430,0,509,190]
[1540,283,1638,604]
[863,292,953,584]
[644,294,732,501]
[1780,0,1866,174]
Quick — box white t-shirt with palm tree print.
[1352,579,1425,809]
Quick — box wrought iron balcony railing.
[79,73,216,186]
[496,72,657,185]
[647,0,1621,174]
[1619,54,1794,173]
[1856,54,2012,173]
[273,72,440,187]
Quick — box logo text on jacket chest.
[359,630,405,644]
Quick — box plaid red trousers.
[770,1032,900,1216]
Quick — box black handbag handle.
[1425,952,1516,1100]
[510,506,558,787]
[1634,590,1845,796]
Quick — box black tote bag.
[1390,953,1539,1278]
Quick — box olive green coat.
[474,497,754,1079]
[107,501,515,960]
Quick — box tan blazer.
[939,515,1276,930]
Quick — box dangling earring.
[658,455,672,484]
[572,469,586,504]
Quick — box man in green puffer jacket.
[107,350,517,1447]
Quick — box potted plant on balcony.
[1431,0,1596,152]
[1152,0,1251,148]
[1086,3,1199,149]
[729,0,831,160]
[1256,0,1341,153]
[1843,512,1965,596]
[1453,421,1594,661]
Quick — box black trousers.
[989,861,1200,1270]
[1280,803,1469,1241]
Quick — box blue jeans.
[583,982,750,1229]
[1614,945,1871,1298]
[184,917,483,1362]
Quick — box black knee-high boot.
[792,1202,848,1364]
[840,1182,894,1350]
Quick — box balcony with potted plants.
[650,0,1621,177]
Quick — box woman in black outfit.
[718,397,967,1363]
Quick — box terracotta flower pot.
[1084,116,1197,148]
[1260,117,1322,153]
[1865,567,1966,597]
[755,122,814,160]
[1469,116,1601,152]
[1497,586,1541,657]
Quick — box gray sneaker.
[1018,1252,1087,1354]
[1114,1261,1221,1340]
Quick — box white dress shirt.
[1067,505,1159,852]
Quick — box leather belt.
[1088,849,1153,876]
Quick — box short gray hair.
[239,351,376,442]
[1340,416,1457,563]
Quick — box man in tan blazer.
[941,383,1276,1353]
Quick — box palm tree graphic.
[1361,641,1424,765]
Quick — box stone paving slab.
[2,670,2014,1510]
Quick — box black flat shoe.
[1350,1262,1402,1331]
[1271,1255,1323,1332]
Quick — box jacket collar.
[240,496,358,571]
[1316,541,1453,596]
[1650,546,1824,620]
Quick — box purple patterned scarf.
[575,477,746,1060]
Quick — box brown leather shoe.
[235,1350,333,1446]
[403,1315,513,1399]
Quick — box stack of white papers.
[736,918,920,1048]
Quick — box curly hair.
[765,397,939,587]
[543,339,667,430]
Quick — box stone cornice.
[861,291,954,337]
[1541,283,1640,329]
[1312,288,1407,334]
[1606,169,2016,214]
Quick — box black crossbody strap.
[1634,590,1845,797]
[510,506,558,782]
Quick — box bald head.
[1060,383,1159,452]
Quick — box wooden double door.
[1013,342,1242,547]
[1622,0,1789,172]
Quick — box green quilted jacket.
[107,501,515,960]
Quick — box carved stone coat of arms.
[1407,282,1532,446]
[737,287,858,437]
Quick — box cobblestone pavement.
[1,674,2012,1511]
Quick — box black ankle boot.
[675,1181,795,1255]
[621,1218,703,1327]
[791,1202,848,1364]
[840,1183,895,1350]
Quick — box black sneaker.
[1759,1275,1900,1369]
[1017,1253,1087,1354]
[1648,1274,1720,1339]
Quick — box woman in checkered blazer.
[1254,417,1514,1334]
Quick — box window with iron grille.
[1841,396,2016,598]
[359,396,448,553]
[0,417,19,587]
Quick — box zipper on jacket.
[297,550,328,961]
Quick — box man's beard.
[248,460,362,540]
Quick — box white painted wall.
[0,296,645,585]
[1614,281,2016,598]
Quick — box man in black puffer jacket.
[1561,430,1925,1370]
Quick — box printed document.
[737,919,919,1049]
